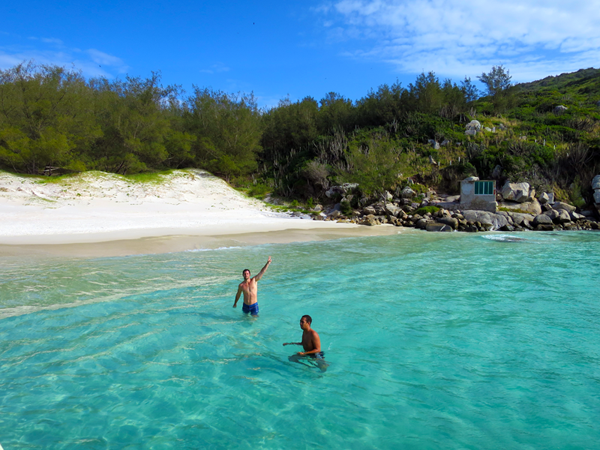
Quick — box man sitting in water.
[284,315,328,372]
[233,256,271,317]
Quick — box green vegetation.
[2,61,600,208]
[414,206,440,215]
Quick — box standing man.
[284,315,328,371]
[234,256,271,317]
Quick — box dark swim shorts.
[309,351,325,359]
[242,302,259,316]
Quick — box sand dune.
[0,170,373,249]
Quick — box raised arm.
[253,256,272,282]
[233,285,243,308]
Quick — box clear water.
[1,231,600,449]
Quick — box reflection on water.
[1,231,600,449]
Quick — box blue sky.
[1,0,598,108]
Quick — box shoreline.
[0,225,404,258]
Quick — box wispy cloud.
[199,63,230,74]
[0,34,129,78]
[315,0,600,81]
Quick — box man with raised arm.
[233,256,271,317]
[283,315,328,372]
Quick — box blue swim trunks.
[309,351,325,359]
[242,302,259,316]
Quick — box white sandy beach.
[0,170,399,256]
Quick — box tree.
[478,65,512,97]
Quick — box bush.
[414,205,440,215]
[340,200,353,216]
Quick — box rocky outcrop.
[593,175,600,207]
[554,105,568,114]
[501,181,535,202]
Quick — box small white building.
[460,177,497,212]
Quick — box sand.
[0,170,401,256]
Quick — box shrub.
[414,205,440,215]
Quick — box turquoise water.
[1,231,600,449]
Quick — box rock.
[385,203,401,217]
[595,191,600,204]
[325,186,344,198]
[557,209,572,224]
[533,214,553,226]
[362,206,376,215]
[441,139,450,146]
[426,222,453,232]
[401,187,415,199]
[464,176,479,182]
[536,224,554,231]
[313,204,323,212]
[554,105,568,114]
[498,123,507,130]
[509,212,535,226]
[538,192,550,204]
[497,200,542,215]
[545,209,560,221]
[465,129,477,136]
[415,218,429,229]
[591,175,600,190]
[428,139,440,150]
[462,210,508,230]
[384,190,393,201]
[491,165,502,179]
[328,210,341,219]
[501,181,533,202]
[553,201,576,213]
[437,216,458,229]
[466,120,481,131]
[484,127,492,132]
[570,211,585,221]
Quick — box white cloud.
[0,35,128,79]
[317,0,600,81]
[199,62,230,74]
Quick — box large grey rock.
[415,218,429,229]
[510,212,535,226]
[437,216,458,229]
[501,181,533,202]
[594,190,600,204]
[533,214,553,225]
[545,209,560,221]
[385,203,401,217]
[426,222,453,232]
[592,175,600,190]
[557,209,572,224]
[466,120,481,131]
[401,187,415,199]
[569,211,585,221]
[462,210,509,230]
[553,201,576,213]
[465,129,477,136]
[554,105,568,114]
[491,165,502,178]
[428,139,440,150]
[497,200,542,215]
[538,192,554,204]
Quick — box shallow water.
[1,231,599,449]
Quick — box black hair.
[301,314,312,324]
[242,269,250,275]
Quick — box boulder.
[592,175,600,191]
[510,212,535,226]
[415,218,429,229]
[553,201,576,213]
[426,222,453,232]
[428,139,440,150]
[401,187,415,199]
[465,129,477,136]
[384,190,393,201]
[497,200,542,215]
[466,120,481,131]
[362,206,376,215]
[533,214,553,226]
[437,216,458,229]
[501,181,533,202]
[557,209,572,224]
[594,190,600,204]
[545,209,560,221]
[385,203,401,217]
[553,105,568,114]
[491,165,502,179]
[462,210,508,230]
